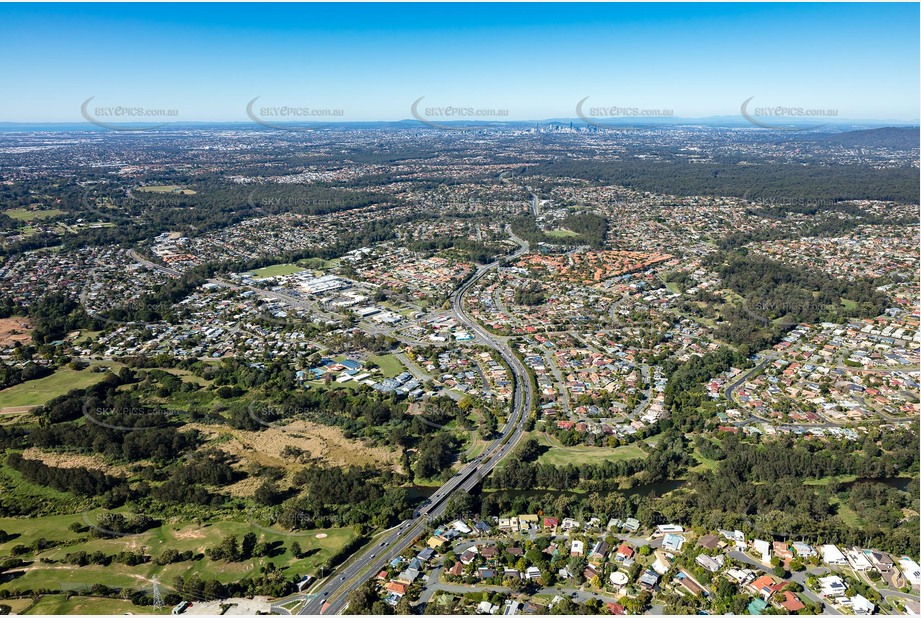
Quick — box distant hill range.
[818,126,920,150]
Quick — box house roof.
[616,543,634,557]
[697,534,720,549]
[386,581,408,595]
[779,591,806,612]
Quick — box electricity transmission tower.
[152,577,164,610]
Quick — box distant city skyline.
[1,3,918,123]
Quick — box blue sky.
[1,3,918,122]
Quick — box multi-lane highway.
[292,234,533,615]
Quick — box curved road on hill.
[292,233,533,615]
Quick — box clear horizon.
[1,2,918,123]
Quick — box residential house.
[849,594,876,615]
[792,541,816,558]
[451,520,473,534]
[821,544,848,566]
[697,534,720,550]
[386,581,409,597]
[865,550,894,573]
[609,571,629,589]
[753,539,771,564]
[846,548,873,571]
[817,575,848,598]
[675,571,706,597]
[561,517,580,531]
[726,568,756,585]
[749,575,785,600]
[772,541,793,561]
[615,543,635,562]
[590,541,609,560]
[638,568,660,590]
[778,591,806,613]
[570,540,585,556]
[474,520,493,535]
[898,556,921,586]
[695,553,724,573]
[652,550,672,575]
[518,514,539,532]
[662,533,686,553]
[460,549,478,565]
[583,565,600,583]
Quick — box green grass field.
[0,367,112,408]
[538,443,647,466]
[4,208,65,221]
[1,597,35,614]
[368,354,404,378]
[136,185,196,195]
[250,263,306,279]
[298,257,338,271]
[0,509,359,595]
[545,228,579,238]
[840,299,858,311]
[24,594,168,615]
[528,432,647,466]
[803,474,859,486]
[690,448,720,472]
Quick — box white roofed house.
[821,544,848,566]
[849,594,876,615]
[451,520,472,534]
[846,548,873,571]
[817,575,848,598]
[899,556,921,586]
[752,539,771,564]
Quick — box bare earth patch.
[172,526,207,540]
[0,317,33,346]
[21,448,129,477]
[186,420,400,497]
